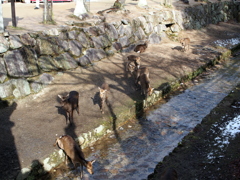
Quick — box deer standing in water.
[126,55,141,74]
[180,38,190,52]
[58,91,79,124]
[134,40,149,53]
[98,83,110,114]
[55,135,95,179]
[134,67,154,98]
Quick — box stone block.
[42,28,60,36]
[0,57,7,83]
[54,52,78,70]
[149,33,161,44]
[91,34,112,49]
[11,79,31,98]
[20,33,36,46]
[77,32,91,48]
[36,37,64,56]
[0,81,13,98]
[0,36,9,53]
[118,24,133,38]
[104,23,119,41]
[37,55,58,72]
[78,48,107,66]
[3,48,39,77]
[9,35,23,49]
[69,40,82,56]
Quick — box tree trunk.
[43,0,54,24]
[11,0,16,27]
[74,0,87,17]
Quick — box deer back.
[180,38,190,46]
[127,55,141,73]
[134,41,149,53]
[55,135,95,174]
[58,91,79,111]
[134,67,149,84]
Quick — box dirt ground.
[148,81,240,180]
[0,0,239,179]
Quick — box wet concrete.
[49,55,240,180]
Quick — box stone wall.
[0,1,239,101]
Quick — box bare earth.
[0,0,239,179]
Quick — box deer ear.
[98,87,101,90]
[91,159,96,164]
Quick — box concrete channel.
[40,56,240,179]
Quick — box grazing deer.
[134,40,149,53]
[98,83,110,114]
[58,91,79,124]
[160,167,178,180]
[134,67,154,98]
[126,55,141,74]
[180,38,190,52]
[55,135,95,179]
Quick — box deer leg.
[76,104,80,115]
[69,110,73,124]
[80,164,83,179]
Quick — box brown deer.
[134,40,149,53]
[160,167,178,180]
[55,135,95,179]
[98,83,110,114]
[58,91,79,124]
[134,67,154,98]
[126,55,141,74]
[180,38,190,52]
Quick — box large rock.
[53,52,78,70]
[0,36,9,53]
[11,79,31,98]
[20,33,36,46]
[0,57,7,83]
[118,24,133,38]
[68,40,82,56]
[91,34,112,49]
[31,73,54,93]
[9,35,23,49]
[3,47,39,77]
[67,30,77,40]
[35,37,64,56]
[0,81,13,98]
[77,32,91,48]
[149,33,161,44]
[104,23,119,41]
[78,48,107,66]
[134,27,146,41]
[37,55,58,72]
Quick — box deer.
[98,83,110,114]
[58,91,79,124]
[134,40,149,53]
[126,55,141,74]
[134,67,154,98]
[55,135,95,179]
[180,38,190,52]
